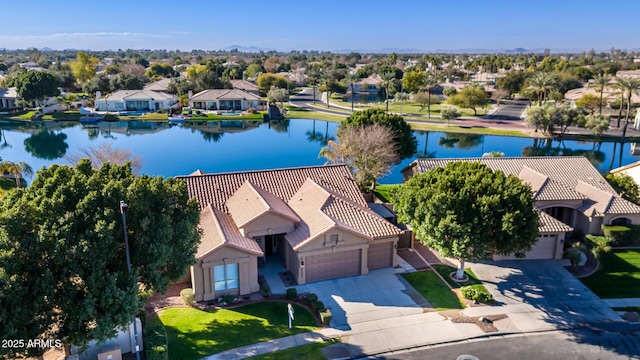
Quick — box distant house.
[189,89,260,111]
[178,165,401,302]
[230,80,259,95]
[143,78,174,92]
[402,157,640,260]
[94,90,178,112]
[348,74,382,93]
[0,87,20,109]
[611,160,640,188]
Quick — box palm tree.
[0,161,33,188]
[614,76,640,138]
[320,71,334,109]
[420,76,438,119]
[589,74,612,115]
[379,72,396,113]
[525,72,556,106]
[344,73,360,112]
[306,68,320,104]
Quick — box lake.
[1,118,639,184]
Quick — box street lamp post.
[120,201,141,360]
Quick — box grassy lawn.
[330,99,478,117]
[580,250,640,298]
[432,264,480,288]
[409,122,530,137]
[158,303,318,360]
[248,339,340,360]
[187,113,264,121]
[401,271,464,310]
[371,184,401,203]
[0,110,36,120]
[285,106,346,122]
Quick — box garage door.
[367,242,394,270]
[496,235,557,260]
[305,249,361,283]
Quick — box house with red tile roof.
[402,157,640,260]
[178,165,401,302]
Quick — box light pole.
[120,201,141,360]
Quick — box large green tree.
[588,74,612,115]
[524,72,556,106]
[13,71,60,105]
[341,108,417,160]
[70,51,99,85]
[0,160,201,358]
[606,173,640,204]
[446,84,487,115]
[496,70,527,95]
[392,162,539,279]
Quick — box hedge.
[144,318,168,360]
[286,288,297,299]
[319,309,332,325]
[601,225,640,246]
[460,285,493,303]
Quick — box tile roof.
[98,90,176,101]
[143,78,173,92]
[537,211,573,233]
[226,181,301,228]
[196,205,263,259]
[190,89,260,102]
[178,164,366,212]
[285,179,401,250]
[230,80,259,93]
[405,157,640,216]
[0,87,19,99]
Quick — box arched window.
[611,217,631,226]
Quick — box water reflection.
[23,129,69,160]
[522,138,605,165]
[438,133,483,150]
[269,119,290,133]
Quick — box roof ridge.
[177,164,349,178]
[243,180,272,211]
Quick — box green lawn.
[401,270,464,310]
[432,264,480,288]
[330,99,478,117]
[248,339,340,360]
[158,303,318,360]
[580,250,640,298]
[371,184,401,203]
[285,106,346,122]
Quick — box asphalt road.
[489,97,530,120]
[378,329,640,360]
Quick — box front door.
[265,235,274,256]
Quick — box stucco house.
[230,80,259,95]
[348,74,383,93]
[94,90,178,112]
[178,165,401,302]
[611,160,640,188]
[402,157,640,260]
[0,87,20,109]
[189,89,260,111]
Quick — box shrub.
[245,107,257,114]
[305,293,318,303]
[221,295,235,305]
[460,285,493,303]
[286,288,297,299]
[144,318,168,360]
[311,301,325,314]
[179,288,194,306]
[601,225,638,246]
[261,284,270,298]
[319,309,332,325]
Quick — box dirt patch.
[451,314,509,333]
[145,282,189,315]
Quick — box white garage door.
[305,249,361,283]
[495,235,557,260]
[367,242,394,270]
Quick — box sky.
[1,0,639,52]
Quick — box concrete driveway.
[303,267,428,330]
[468,260,622,329]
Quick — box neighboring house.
[143,78,173,92]
[189,89,260,111]
[402,157,640,260]
[611,161,640,188]
[95,90,178,112]
[178,165,401,302]
[0,87,20,108]
[230,79,259,95]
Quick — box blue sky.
[1,0,638,52]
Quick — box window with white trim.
[213,263,239,291]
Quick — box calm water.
[1,118,639,184]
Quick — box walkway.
[602,298,640,308]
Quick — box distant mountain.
[221,44,275,52]
[40,47,55,51]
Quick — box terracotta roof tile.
[538,211,573,233]
[196,205,263,259]
[226,181,300,228]
[285,179,401,250]
[178,164,365,212]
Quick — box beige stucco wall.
[191,246,259,302]
[493,231,566,260]
[239,213,297,238]
[604,213,640,226]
